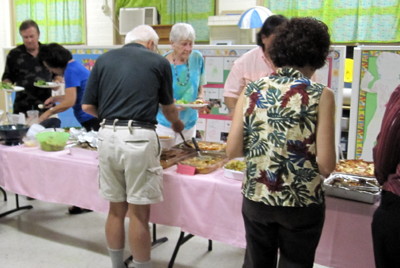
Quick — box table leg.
[151,223,168,247]
[0,194,33,218]
[124,223,169,266]
[168,231,213,268]
[0,186,7,201]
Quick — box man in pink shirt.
[223,15,287,114]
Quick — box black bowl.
[0,124,30,146]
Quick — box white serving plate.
[175,103,208,108]
[4,86,24,92]
[223,167,244,181]
[34,82,60,88]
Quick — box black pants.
[372,190,400,268]
[242,197,325,268]
[81,118,101,131]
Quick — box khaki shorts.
[97,124,163,205]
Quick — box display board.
[348,46,400,161]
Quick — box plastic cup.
[27,110,39,125]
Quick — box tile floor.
[0,192,330,268]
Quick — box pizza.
[334,159,374,177]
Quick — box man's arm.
[82,104,98,118]
[161,103,184,133]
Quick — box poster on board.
[348,46,400,161]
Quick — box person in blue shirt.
[38,43,100,215]
[156,23,206,143]
[38,43,100,132]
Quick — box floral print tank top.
[242,67,325,207]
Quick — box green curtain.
[264,0,400,43]
[115,0,215,42]
[14,0,86,44]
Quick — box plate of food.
[1,82,24,92]
[175,99,208,108]
[34,80,60,88]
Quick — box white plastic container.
[159,135,174,150]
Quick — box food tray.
[323,174,381,204]
[160,148,197,169]
[178,154,228,174]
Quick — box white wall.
[0,0,12,110]
[217,0,258,14]
[86,0,115,46]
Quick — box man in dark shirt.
[83,25,183,268]
[2,19,52,114]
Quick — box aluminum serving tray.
[323,173,381,204]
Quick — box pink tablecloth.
[0,145,377,268]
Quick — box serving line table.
[0,145,377,268]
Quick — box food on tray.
[181,155,223,168]
[178,141,226,151]
[334,159,374,177]
[1,82,14,90]
[324,174,381,203]
[34,80,47,86]
[160,148,196,169]
[179,155,227,174]
[195,141,226,151]
[224,159,246,172]
[330,176,379,190]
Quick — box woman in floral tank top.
[227,17,336,268]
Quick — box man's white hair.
[125,25,159,44]
[169,23,196,42]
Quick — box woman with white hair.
[156,23,206,143]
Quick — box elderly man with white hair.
[82,25,184,268]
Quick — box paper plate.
[34,82,60,88]
[175,103,208,108]
[4,86,24,92]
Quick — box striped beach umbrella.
[238,6,273,29]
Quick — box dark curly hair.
[38,43,72,70]
[268,17,331,70]
[256,14,287,49]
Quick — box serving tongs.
[191,137,210,160]
[179,132,192,148]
